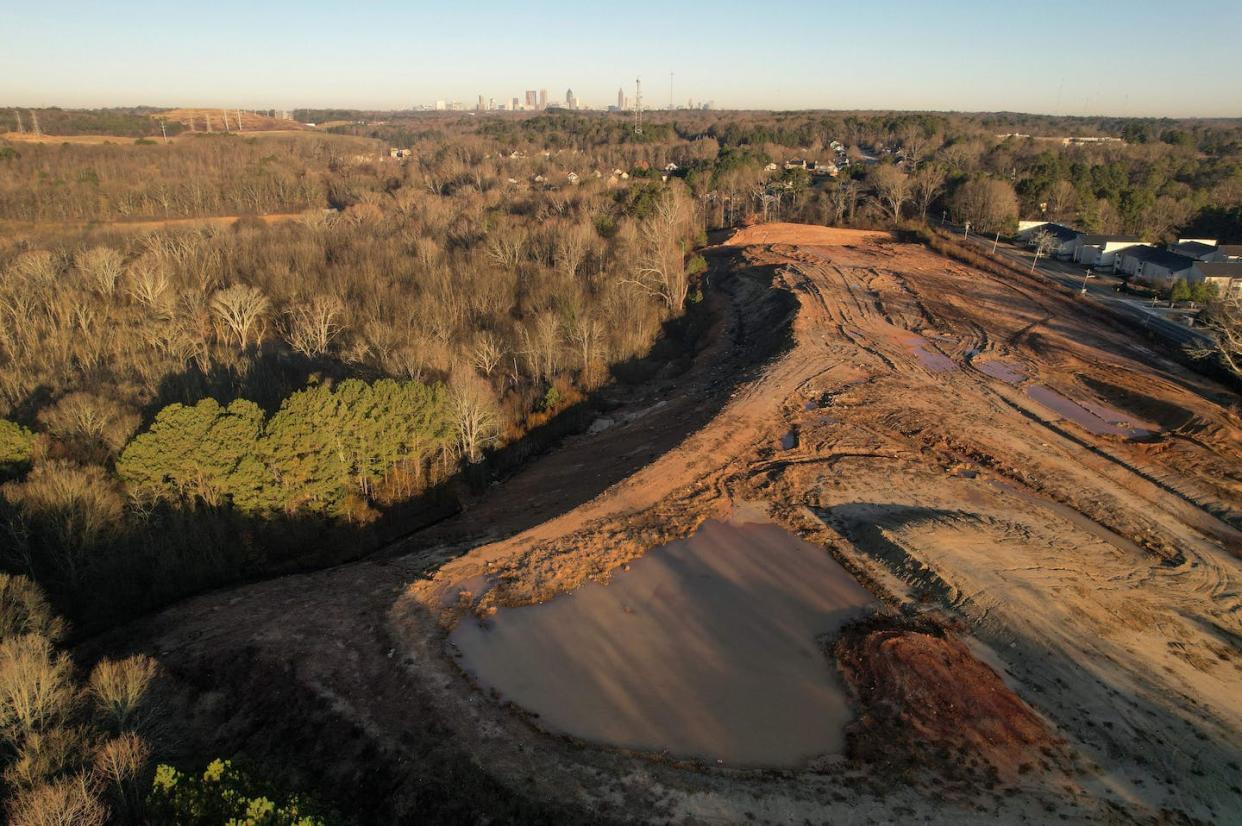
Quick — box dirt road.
[97,225,1242,824]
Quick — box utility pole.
[633,77,642,135]
[963,221,970,241]
[159,119,168,144]
[991,230,1000,254]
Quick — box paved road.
[945,225,1212,349]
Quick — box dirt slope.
[92,225,1242,824]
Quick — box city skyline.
[2,1,1241,117]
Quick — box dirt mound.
[835,619,1066,781]
[721,223,890,247]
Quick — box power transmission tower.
[13,110,24,133]
[237,108,244,131]
[30,110,41,137]
[633,77,642,136]
[159,119,169,144]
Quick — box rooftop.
[1195,261,1242,277]
[1124,246,1196,271]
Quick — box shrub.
[146,759,329,826]
[0,420,35,474]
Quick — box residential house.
[1190,261,1242,298]
[1170,239,1219,261]
[1211,244,1242,261]
[1016,222,1080,258]
[1116,247,1196,285]
[1072,235,1146,268]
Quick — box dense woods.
[0,116,707,632]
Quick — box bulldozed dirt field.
[95,224,1242,824]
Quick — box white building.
[1116,247,1196,285]
[1190,261,1242,297]
[1170,238,1219,261]
[1016,222,1080,258]
[1072,235,1146,268]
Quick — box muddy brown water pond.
[975,359,1026,385]
[1026,385,1156,439]
[450,519,876,766]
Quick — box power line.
[635,78,645,136]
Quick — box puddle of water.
[1026,385,1151,439]
[450,519,876,766]
[1076,399,1158,437]
[975,359,1025,385]
[899,331,957,373]
[780,429,798,450]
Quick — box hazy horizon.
[3,0,1240,118]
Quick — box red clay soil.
[836,619,1065,782]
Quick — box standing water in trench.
[450,518,876,766]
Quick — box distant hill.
[158,108,306,132]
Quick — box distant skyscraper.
[477,95,485,112]
[538,89,548,109]
[617,87,624,110]
[566,88,576,109]
[512,96,520,111]
[434,100,446,111]
[525,90,537,109]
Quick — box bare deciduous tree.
[910,163,947,222]
[870,165,910,224]
[1044,180,1078,224]
[1189,294,1242,376]
[280,295,345,357]
[450,371,500,463]
[622,189,692,311]
[953,177,1019,234]
[210,284,269,349]
[469,332,505,378]
[74,247,125,298]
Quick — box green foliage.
[116,380,452,517]
[0,420,35,474]
[115,399,268,509]
[541,385,562,412]
[615,179,667,219]
[146,759,330,826]
[687,254,708,278]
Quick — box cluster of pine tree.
[117,380,453,519]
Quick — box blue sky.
[2,0,1240,116]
